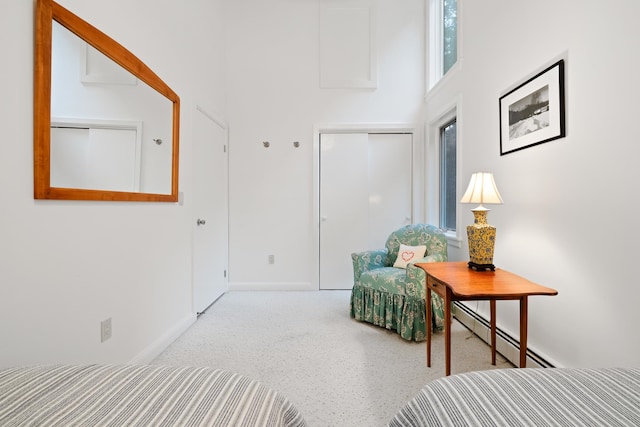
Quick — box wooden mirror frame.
[34,0,180,201]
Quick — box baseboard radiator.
[452,302,555,368]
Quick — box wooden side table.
[415,261,558,376]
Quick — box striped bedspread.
[0,365,307,427]
[389,367,640,427]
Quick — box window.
[439,119,457,232]
[442,0,457,75]
[428,0,458,89]
[427,103,460,246]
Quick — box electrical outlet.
[268,254,275,264]
[101,318,112,343]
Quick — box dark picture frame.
[499,60,565,156]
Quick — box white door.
[193,109,229,313]
[319,133,370,290]
[50,126,139,192]
[367,133,413,247]
[319,132,412,290]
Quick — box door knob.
[197,218,206,226]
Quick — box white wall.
[427,0,640,367]
[0,0,226,368]
[225,0,426,289]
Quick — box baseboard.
[128,313,196,365]
[228,282,316,291]
[453,302,555,368]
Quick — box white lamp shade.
[460,172,503,205]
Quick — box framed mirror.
[35,0,180,201]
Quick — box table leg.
[444,289,451,376]
[426,286,432,367]
[520,296,528,368]
[490,300,496,365]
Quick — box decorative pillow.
[393,244,427,269]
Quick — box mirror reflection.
[35,0,180,202]
[50,22,174,194]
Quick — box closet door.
[319,133,369,290]
[319,132,412,290]
[50,126,139,192]
[367,133,412,248]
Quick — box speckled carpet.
[152,291,512,427]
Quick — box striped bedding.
[0,365,307,427]
[389,368,640,427]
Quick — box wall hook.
[293,141,300,148]
[153,138,163,145]
[263,141,270,148]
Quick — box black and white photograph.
[499,60,565,155]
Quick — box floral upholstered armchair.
[350,224,448,341]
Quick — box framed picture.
[499,59,565,156]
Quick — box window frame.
[426,0,461,94]
[438,118,457,233]
[426,100,463,248]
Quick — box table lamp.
[460,172,503,271]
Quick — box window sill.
[445,230,463,248]
[425,59,464,103]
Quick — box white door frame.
[312,122,422,291]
